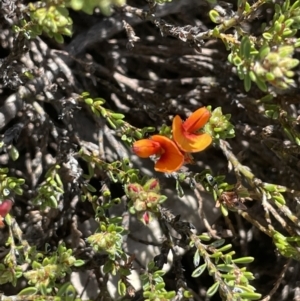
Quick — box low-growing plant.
[0,0,300,300]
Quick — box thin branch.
[260,259,291,301]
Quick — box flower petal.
[172,115,188,149]
[151,135,184,172]
[182,132,212,152]
[172,115,212,152]
[133,139,162,158]
[183,107,211,133]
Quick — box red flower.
[172,107,212,153]
[0,199,13,228]
[133,135,184,172]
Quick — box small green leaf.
[55,173,63,187]
[57,282,72,297]
[236,292,262,300]
[183,290,194,298]
[273,192,286,205]
[191,263,207,278]
[40,284,48,295]
[217,244,232,253]
[14,186,23,195]
[164,291,176,299]
[86,183,97,192]
[153,270,165,277]
[291,0,300,10]
[262,32,273,40]
[259,44,270,59]
[263,183,277,192]
[282,0,290,11]
[232,256,254,264]
[49,195,58,208]
[255,77,268,92]
[106,117,117,129]
[220,203,228,216]
[54,33,64,43]
[284,18,294,27]
[103,260,113,274]
[274,20,283,33]
[209,9,221,23]
[206,281,220,297]
[240,36,251,59]
[69,0,84,10]
[282,28,297,37]
[9,146,19,161]
[74,260,85,267]
[249,70,256,82]
[198,234,211,241]
[216,263,234,272]
[110,113,125,120]
[155,282,165,290]
[94,97,106,104]
[209,251,223,258]
[193,249,201,267]
[244,73,252,92]
[118,280,127,296]
[16,178,25,185]
[243,271,255,280]
[222,274,237,280]
[210,239,225,248]
[265,72,275,81]
[65,285,77,301]
[85,98,94,105]
[18,287,38,296]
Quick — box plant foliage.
[0,0,299,300]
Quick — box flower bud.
[146,192,160,204]
[143,178,160,192]
[134,199,147,212]
[0,199,13,218]
[142,212,150,224]
[125,183,143,200]
[0,199,14,228]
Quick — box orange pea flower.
[172,107,212,153]
[133,135,184,172]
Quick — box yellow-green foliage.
[1,0,300,301]
[67,0,126,15]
